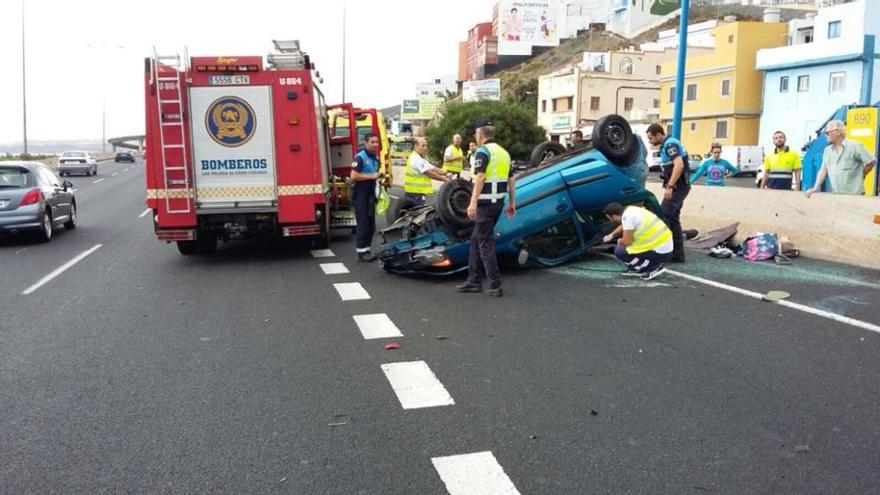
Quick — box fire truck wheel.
[177,241,198,255]
[196,233,217,254]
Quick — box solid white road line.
[112,172,119,177]
[333,282,370,301]
[353,313,403,340]
[319,262,350,275]
[310,249,335,258]
[92,178,105,184]
[381,361,455,409]
[668,269,880,334]
[431,451,521,495]
[21,244,103,296]
[139,208,151,218]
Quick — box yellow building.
[659,21,788,153]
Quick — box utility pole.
[341,0,347,102]
[21,0,28,157]
[671,0,690,139]
[102,96,106,155]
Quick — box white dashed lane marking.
[92,178,105,184]
[310,249,335,258]
[333,282,370,301]
[139,208,151,218]
[319,262,350,275]
[21,244,103,295]
[381,361,455,409]
[431,451,521,495]
[353,313,403,340]
[112,172,119,177]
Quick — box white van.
[717,145,763,176]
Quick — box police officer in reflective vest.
[759,131,802,190]
[351,133,381,262]
[646,123,690,263]
[443,134,465,178]
[405,137,450,206]
[456,120,516,297]
[603,202,672,281]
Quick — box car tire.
[37,211,53,243]
[529,141,567,167]
[592,114,638,167]
[177,240,198,255]
[388,196,419,223]
[435,178,475,231]
[64,202,77,230]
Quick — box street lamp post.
[671,0,690,139]
[21,0,28,157]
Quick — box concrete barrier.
[646,183,880,270]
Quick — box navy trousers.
[352,185,376,252]
[661,185,689,262]
[467,203,503,289]
[614,245,664,272]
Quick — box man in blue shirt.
[646,123,690,263]
[690,143,738,186]
[351,133,381,261]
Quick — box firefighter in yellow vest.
[603,202,672,281]
[443,134,465,177]
[404,137,450,206]
[456,120,516,297]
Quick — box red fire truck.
[144,40,389,254]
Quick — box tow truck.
[144,40,388,254]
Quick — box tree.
[425,100,546,162]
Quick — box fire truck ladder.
[151,49,192,214]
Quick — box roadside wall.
[646,183,880,270]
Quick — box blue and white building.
[755,0,880,151]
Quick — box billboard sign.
[462,79,501,102]
[497,0,561,56]
[845,106,878,195]
[401,98,445,120]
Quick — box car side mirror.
[63,180,73,190]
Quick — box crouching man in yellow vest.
[602,202,672,281]
[405,137,451,206]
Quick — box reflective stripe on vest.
[445,145,464,173]
[404,152,433,194]
[627,206,672,255]
[478,143,511,203]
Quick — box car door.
[37,166,69,224]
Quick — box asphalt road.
[2,160,879,494]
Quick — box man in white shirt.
[602,202,672,280]
[404,137,450,205]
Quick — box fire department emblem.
[206,96,256,147]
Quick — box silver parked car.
[58,150,98,176]
[0,162,77,242]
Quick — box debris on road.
[762,290,791,302]
[794,445,810,453]
[384,342,401,350]
[590,409,599,416]
[436,335,448,340]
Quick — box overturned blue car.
[378,115,662,275]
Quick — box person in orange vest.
[603,202,672,281]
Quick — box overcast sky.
[0,0,497,145]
